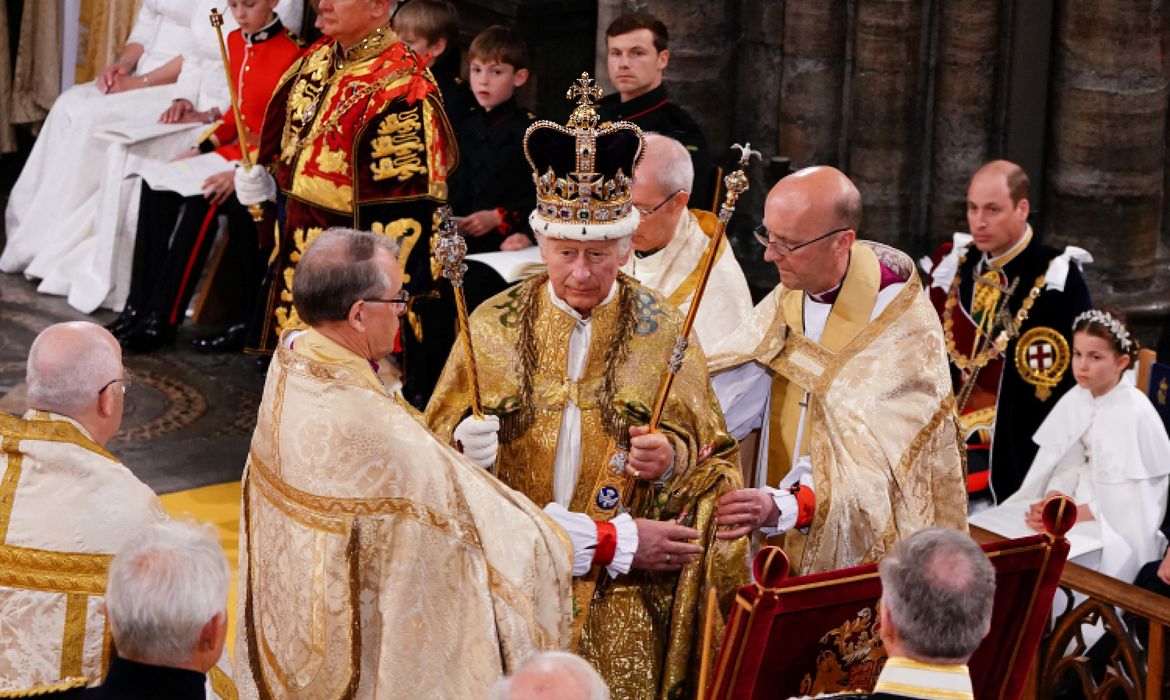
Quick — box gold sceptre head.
[433,206,483,418]
[433,206,469,288]
[209,7,225,28]
[717,143,762,224]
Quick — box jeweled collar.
[244,15,283,45]
[334,23,396,64]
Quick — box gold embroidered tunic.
[236,330,572,700]
[426,274,750,700]
[250,26,456,352]
[710,243,968,575]
[0,411,165,693]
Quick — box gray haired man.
[48,520,231,699]
[489,651,611,700]
[799,528,996,700]
[0,322,165,693]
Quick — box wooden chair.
[706,497,1076,700]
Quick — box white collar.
[545,279,618,323]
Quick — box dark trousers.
[128,183,267,327]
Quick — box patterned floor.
[0,270,265,494]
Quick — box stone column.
[778,0,848,169]
[926,1,1001,247]
[847,0,927,251]
[1044,0,1168,292]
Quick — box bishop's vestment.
[236,330,572,700]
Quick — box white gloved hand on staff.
[234,163,276,206]
[453,414,500,469]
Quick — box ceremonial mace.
[209,9,265,223]
[434,206,485,421]
[621,143,760,505]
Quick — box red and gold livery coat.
[198,21,304,162]
[252,25,456,351]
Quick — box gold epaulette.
[0,677,88,697]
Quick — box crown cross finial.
[567,72,603,106]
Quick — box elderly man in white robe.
[620,133,753,351]
[0,322,166,693]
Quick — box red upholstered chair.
[705,497,1076,700]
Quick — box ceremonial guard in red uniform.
[237,16,457,402]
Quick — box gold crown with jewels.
[523,72,644,240]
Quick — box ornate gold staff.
[209,9,265,223]
[618,143,759,504]
[434,206,484,420]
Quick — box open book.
[969,500,1103,561]
[94,119,203,145]
[466,246,545,283]
[130,153,233,198]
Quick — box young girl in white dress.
[1007,309,1170,582]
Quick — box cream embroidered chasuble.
[710,242,968,575]
[0,410,165,693]
[620,209,754,351]
[236,330,573,700]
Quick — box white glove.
[453,415,499,469]
[233,163,276,206]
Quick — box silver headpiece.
[1073,309,1133,352]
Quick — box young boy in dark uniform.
[448,25,536,253]
[393,0,474,135]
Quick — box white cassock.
[620,209,753,352]
[1004,382,1170,582]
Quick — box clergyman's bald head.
[767,165,862,231]
[26,322,122,418]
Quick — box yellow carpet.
[159,481,242,653]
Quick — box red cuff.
[793,485,816,529]
[593,521,617,567]
[494,207,513,236]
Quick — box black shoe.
[191,323,248,353]
[121,315,177,353]
[105,305,141,340]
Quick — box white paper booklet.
[969,500,1104,561]
[132,153,233,198]
[466,246,545,283]
[94,119,203,145]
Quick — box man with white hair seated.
[807,528,996,700]
[0,322,165,693]
[47,520,232,699]
[621,133,753,351]
[489,651,610,700]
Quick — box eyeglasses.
[362,292,412,310]
[98,368,135,396]
[753,225,852,256]
[636,189,685,218]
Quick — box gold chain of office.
[942,255,1045,372]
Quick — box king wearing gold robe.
[426,75,750,700]
[711,167,967,576]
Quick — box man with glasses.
[236,227,574,699]
[620,133,752,351]
[0,322,166,693]
[708,166,966,576]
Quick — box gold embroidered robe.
[620,209,753,352]
[709,242,968,575]
[236,330,572,700]
[425,274,751,700]
[0,411,166,693]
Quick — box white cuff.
[542,505,637,577]
[759,458,815,536]
[607,514,637,578]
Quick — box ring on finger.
[665,553,672,564]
